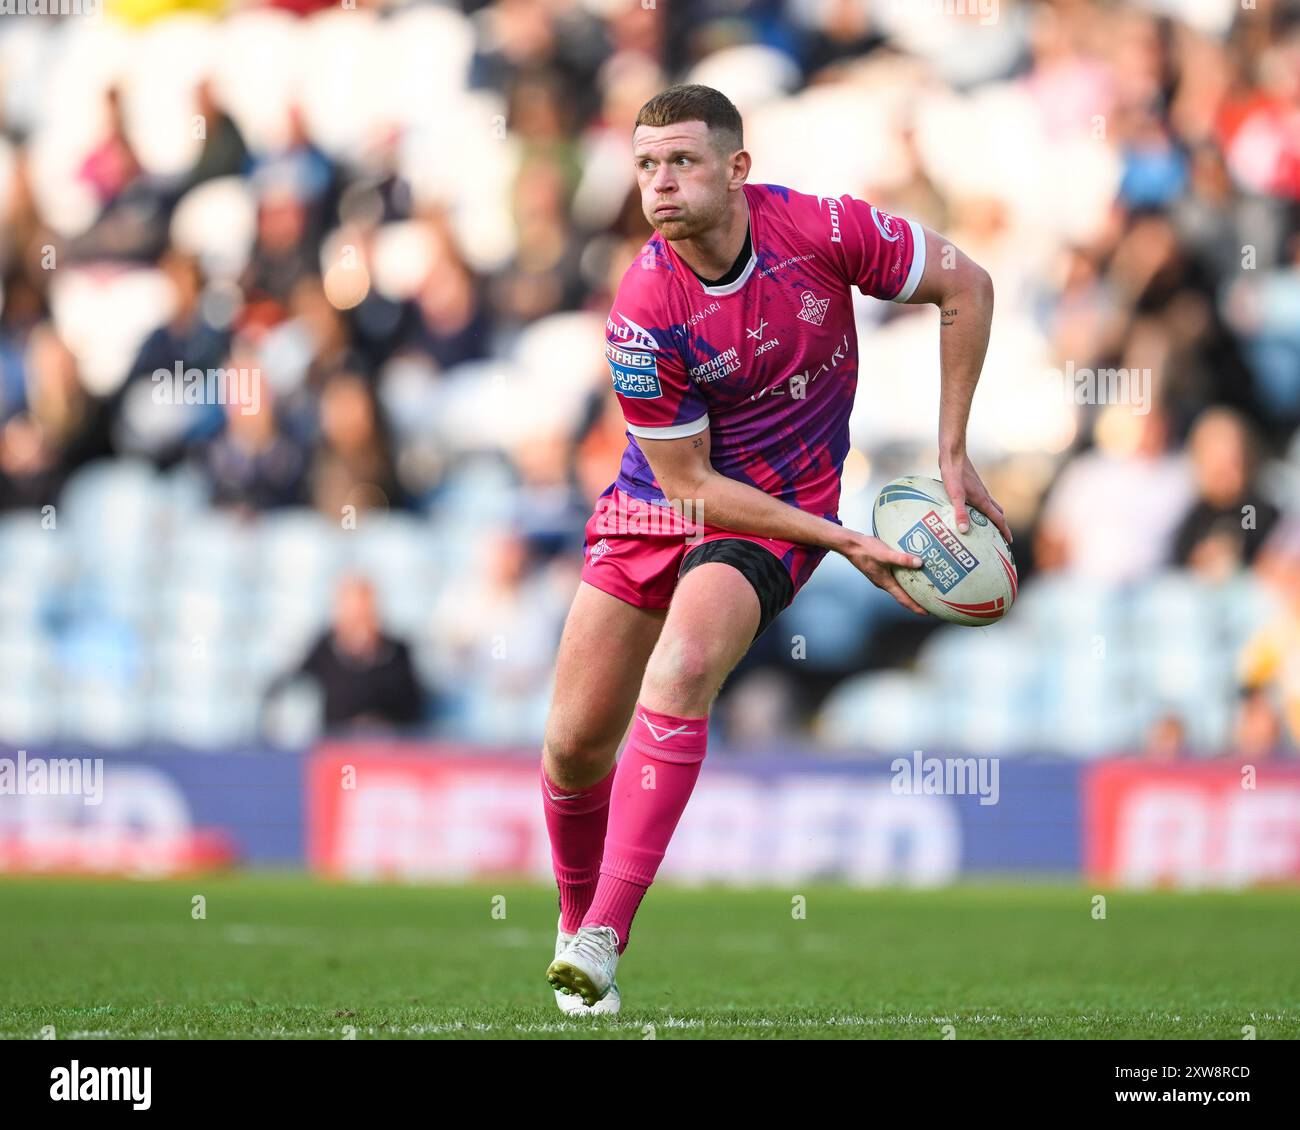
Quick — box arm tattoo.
[692,437,705,448]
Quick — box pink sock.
[582,704,708,952]
[540,761,615,934]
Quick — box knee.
[543,721,618,787]
[641,638,720,714]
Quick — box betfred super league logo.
[796,290,829,326]
[902,510,979,593]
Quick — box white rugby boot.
[553,919,621,1014]
[547,924,621,1011]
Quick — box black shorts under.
[677,538,795,642]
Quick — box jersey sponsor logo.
[796,290,830,326]
[606,311,664,397]
[757,252,815,279]
[902,511,979,593]
[609,352,663,398]
[747,318,780,356]
[683,300,722,330]
[871,206,902,243]
[606,312,660,351]
[689,346,740,384]
[750,332,849,401]
[821,195,843,244]
[606,343,656,369]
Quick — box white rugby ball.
[871,475,1017,626]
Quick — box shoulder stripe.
[890,219,927,303]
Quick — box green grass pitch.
[1,874,1296,1039]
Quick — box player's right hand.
[840,533,928,616]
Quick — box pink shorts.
[579,485,828,611]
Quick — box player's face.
[632,121,734,240]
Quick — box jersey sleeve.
[604,304,709,440]
[820,193,927,303]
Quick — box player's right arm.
[637,424,927,615]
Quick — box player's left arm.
[827,193,1010,543]
[899,226,1011,542]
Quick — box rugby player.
[540,84,1010,1012]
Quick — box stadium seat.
[816,671,940,753]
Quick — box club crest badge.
[796,290,830,326]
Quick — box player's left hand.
[939,450,1013,544]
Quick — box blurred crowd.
[0,0,1298,756]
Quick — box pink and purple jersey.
[604,182,925,521]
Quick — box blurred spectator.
[338,125,412,229]
[122,251,233,463]
[511,429,587,555]
[793,0,886,78]
[406,251,493,371]
[1117,105,1189,211]
[1231,687,1286,761]
[1169,406,1279,576]
[0,413,58,510]
[0,267,49,418]
[240,186,315,311]
[1223,229,1300,431]
[128,252,230,382]
[267,574,425,734]
[309,371,407,518]
[469,0,607,122]
[1239,518,1300,747]
[199,366,309,512]
[77,87,141,210]
[0,325,112,510]
[1046,245,1126,384]
[489,154,587,330]
[1100,211,1256,429]
[1036,404,1195,585]
[248,105,338,244]
[185,80,250,191]
[71,87,173,263]
[261,275,370,437]
[1172,143,1250,285]
[718,669,802,747]
[1143,712,1188,761]
[434,529,567,742]
[1216,33,1300,202]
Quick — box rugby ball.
[871,475,1017,626]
